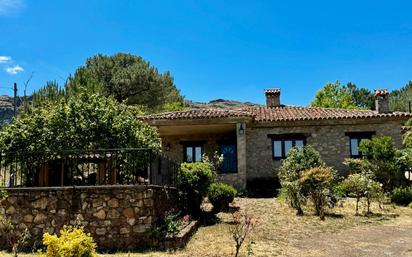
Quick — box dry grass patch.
[1,197,411,257]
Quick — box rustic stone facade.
[0,185,177,250]
[159,117,407,190]
[246,118,405,180]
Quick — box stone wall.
[0,185,177,250]
[246,118,406,180]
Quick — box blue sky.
[1,0,412,106]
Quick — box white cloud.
[0,0,24,16]
[6,65,24,74]
[0,56,11,63]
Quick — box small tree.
[359,136,401,190]
[340,172,383,215]
[300,166,336,220]
[278,145,324,215]
[230,211,254,257]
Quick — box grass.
[2,197,412,257]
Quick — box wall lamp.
[238,124,245,135]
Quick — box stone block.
[107,209,120,219]
[34,213,47,223]
[6,206,16,214]
[108,198,119,208]
[123,208,134,219]
[96,227,107,235]
[93,209,106,220]
[23,214,34,223]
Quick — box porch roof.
[141,108,253,122]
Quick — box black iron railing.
[0,148,179,188]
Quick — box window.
[268,134,307,160]
[345,132,375,158]
[183,142,204,162]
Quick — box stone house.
[142,89,411,189]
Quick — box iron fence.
[0,148,179,188]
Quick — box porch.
[154,120,248,189]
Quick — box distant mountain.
[0,96,17,126]
[185,99,261,110]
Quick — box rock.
[93,209,106,220]
[120,227,130,234]
[96,228,107,235]
[58,209,67,216]
[107,209,120,219]
[127,218,136,226]
[107,198,119,208]
[32,197,48,209]
[7,196,17,204]
[133,224,147,233]
[6,206,16,214]
[143,199,153,207]
[34,213,47,223]
[123,208,134,219]
[23,214,34,223]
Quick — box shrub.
[358,136,401,190]
[208,183,237,213]
[300,166,336,220]
[177,162,215,216]
[152,210,183,238]
[390,187,412,206]
[41,226,97,257]
[278,145,324,215]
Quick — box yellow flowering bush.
[41,225,97,257]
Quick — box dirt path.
[292,219,412,257]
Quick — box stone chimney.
[265,88,281,108]
[375,89,390,113]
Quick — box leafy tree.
[67,53,184,112]
[311,81,376,110]
[300,166,337,220]
[340,172,383,215]
[278,145,324,215]
[311,81,357,109]
[344,82,375,110]
[359,136,402,190]
[402,118,412,147]
[389,81,412,112]
[32,81,66,107]
[0,92,160,157]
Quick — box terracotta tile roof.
[248,106,412,122]
[141,106,412,122]
[141,108,253,120]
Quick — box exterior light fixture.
[238,124,245,135]
[405,167,412,181]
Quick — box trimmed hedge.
[177,162,215,216]
[208,183,237,213]
[391,186,412,206]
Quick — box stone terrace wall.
[0,185,177,250]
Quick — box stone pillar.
[236,122,247,190]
